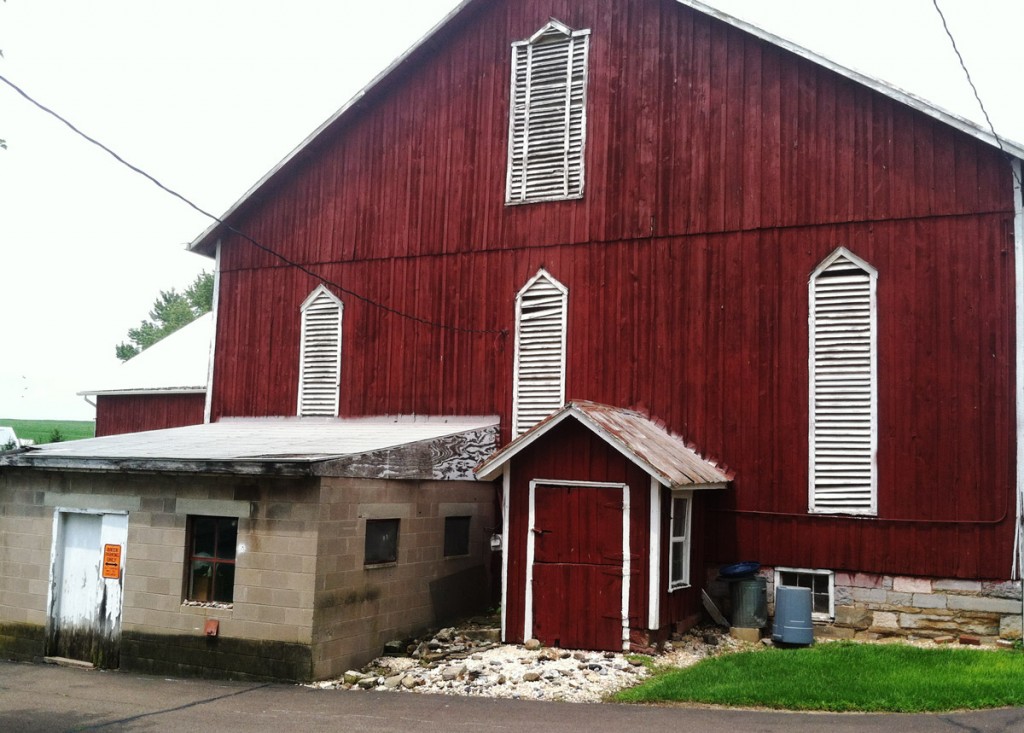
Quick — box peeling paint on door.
[47,511,128,668]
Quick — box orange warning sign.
[102,544,121,580]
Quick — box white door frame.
[525,479,631,651]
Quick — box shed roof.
[1,415,498,478]
[476,400,731,490]
[78,313,212,396]
[187,0,1024,257]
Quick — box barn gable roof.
[476,400,731,490]
[187,0,1024,258]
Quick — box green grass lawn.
[0,418,95,445]
[615,641,1024,712]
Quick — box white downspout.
[202,240,222,425]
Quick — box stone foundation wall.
[706,566,1022,642]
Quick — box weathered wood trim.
[316,426,498,480]
[501,466,510,643]
[647,478,661,630]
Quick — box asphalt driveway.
[1,660,1022,733]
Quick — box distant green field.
[0,418,95,445]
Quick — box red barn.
[2,0,1022,676]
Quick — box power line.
[931,0,1020,186]
[0,73,507,337]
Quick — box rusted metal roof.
[1,416,498,479]
[476,400,731,489]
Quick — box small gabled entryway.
[477,401,730,652]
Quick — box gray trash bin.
[772,585,813,645]
[730,576,767,628]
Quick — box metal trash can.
[772,585,814,645]
[730,576,767,628]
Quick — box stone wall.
[706,564,1022,642]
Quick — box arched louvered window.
[513,269,568,435]
[506,20,590,205]
[809,248,877,515]
[297,285,343,417]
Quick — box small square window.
[444,516,471,557]
[186,516,237,603]
[776,568,834,620]
[365,518,399,565]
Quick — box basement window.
[775,567,834,620]
[444,516,471,557]
[186,516,237,604]
[364,518,400,566]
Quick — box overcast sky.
[2,0,1022,421]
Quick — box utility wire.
[931,0,1021,186]
[0,73,507,337]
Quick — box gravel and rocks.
[309,620,745,703]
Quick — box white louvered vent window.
[513,269,568,435]
[506,20,590,205]
[298,285,343,417]
[809,248,878,515]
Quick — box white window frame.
[506,20,590,205]
[668,490,693,591]
[808,247,878,515]
[774,567,835,621]
[512,269,568,436]
[297,284,343,417]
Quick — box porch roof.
[0,416,498,479]
[475,401,731,490]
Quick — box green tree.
[116,271,214,361]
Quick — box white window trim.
[808,247,878,516]
[297,284,343,417]
[774,566,835,621]
[668,490,693,592]
[512,269,568,436]
[506,20,590,205]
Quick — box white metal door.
[48,511,128,667]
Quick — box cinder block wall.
[0,470,321,681]
[120,474,321,681]
[312,478,495,680]
[0,469,54,657]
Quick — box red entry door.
[531,483,625,651]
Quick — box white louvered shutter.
[507,22,589,204]
[298,285,343,417]
[513,270,568,435]
[809,250,877,514]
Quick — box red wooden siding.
[95,394,206,437]
[532,483,624,650]
[207,0,1017,580]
